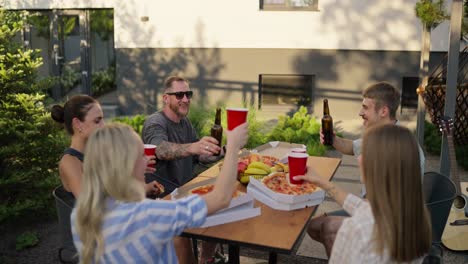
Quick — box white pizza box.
[249,141,306,163]
[247,184,323,211]
[248,175,325,204]
[200,201,261,228]
[171,177,253,211]
[171,178,261,227]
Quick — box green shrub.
[188,104,213,138]
[0,9,66,224]
[266,106,326,156]
[16,231,39,251]
[92,66,116,97]
[112,114,147,135]
[0,94,67,223]
[424,120,442,154]
[113,105,326,158]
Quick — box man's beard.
[169,102,189,118]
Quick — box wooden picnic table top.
[180,156,341,254]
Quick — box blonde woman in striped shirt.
[72,122,248,263]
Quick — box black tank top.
[61,148,83,199]
[63,147,84,162]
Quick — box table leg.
[268,252,277,264]
[191,239,198,259]
[228,245,240,264]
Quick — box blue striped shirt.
[71,195,207,263]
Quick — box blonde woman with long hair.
[295,124,431,263]
[72,123,248,263]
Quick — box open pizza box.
[171,177,261,227]
[248,175,325,204]
[247,184,323,211]
[250,141,306,163]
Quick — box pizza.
[191,184,214,195]
[238,153,279,167]
[262,172,317,195]
[190,184,242,198]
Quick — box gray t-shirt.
[142,111,199,192]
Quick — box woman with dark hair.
[51,95,160,197]
[295,124,431,263]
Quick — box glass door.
[50,10,91,99]
[25,9,115,101]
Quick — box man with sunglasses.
[142,75,222,193]
[142,76,225,264]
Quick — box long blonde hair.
[75,124,145,264]
[362,124,431,262]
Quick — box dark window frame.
[258,74,315,110]
[260,0,319,11]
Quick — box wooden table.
[180,156,341,264]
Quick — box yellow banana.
[240,175,250,184]
[249,174,267,180]
[274,164,284,172]
[244,168,269,175]
[247,162,271,173]
[240,174,267,184]
[275,162,289,173]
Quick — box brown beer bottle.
[322,99,334,146]
[211,108,223,155]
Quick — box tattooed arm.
[157,136,222,160]
[156,141,193,160]
[142,114,222,161]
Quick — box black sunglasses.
[165,91,193,100]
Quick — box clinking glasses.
[165,91,193,100]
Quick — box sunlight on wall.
[4,0,454,51]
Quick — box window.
[260,0,319,11]
[401,77,419,111]
[259,74,314,109]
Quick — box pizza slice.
[262,172,318,195]
[191,184,215,195]
[190,184,243,198]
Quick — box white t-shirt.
[352,121,425,197]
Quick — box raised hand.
[226,123,248,152]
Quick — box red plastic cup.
[288,152,308,185]
[291,147,307,154]
[226,108,248,131]
[144,144,157,168]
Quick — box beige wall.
[4,0,457,51]
[116,48,445,122]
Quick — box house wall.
[5,0,452,51]
[116,48,445,119]
[3,0,455,121]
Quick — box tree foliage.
[415,0,449,28]
[0,8,68,224]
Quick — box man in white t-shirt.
[308,81,425,257]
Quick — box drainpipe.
[440,0,463,177]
